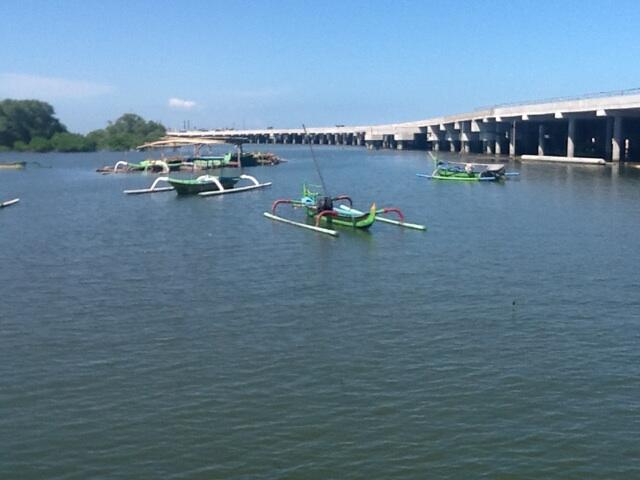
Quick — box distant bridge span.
[169,89,640,162]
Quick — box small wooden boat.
[0,161,26,170]
[418,161,510,181]
[1,198,20,208]
[124,174,271,196]
[265,185,425,236]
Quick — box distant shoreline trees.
[0,99,166,152]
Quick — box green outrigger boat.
[124,173,271,196]
[300,184,377,229]
[417,156,519,182]
[167,175,239,195]
[418,161,507,181]
[265,184,425,236]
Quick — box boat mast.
[303,124,329,197]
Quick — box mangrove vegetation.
[0,99,166,152]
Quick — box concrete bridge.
[169,88,640,162]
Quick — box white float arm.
[149,176,169,190]
[113,161,129,172]
[240,174,260,186]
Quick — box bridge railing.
[473,87,640,112]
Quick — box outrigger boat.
[124,174,270,196]
[1,198,20,208]
[265,184,426,237]
[417,160,515,181]
[417,153,519,181]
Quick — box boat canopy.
[137,136,249,150]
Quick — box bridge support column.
[605,118,613,160]
[567,118,576,158]
[432,141,440,152]
[538,124,545,156]
[509,121,517,156]
[612,116,623,162]
[449,142,456,152]
[484,139,495,154]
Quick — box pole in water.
[303,124,329,197]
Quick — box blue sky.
[1,0,639,132]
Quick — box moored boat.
[423,161,507,181]
[124,174,270,196]
[266,184,425,236]
[0,161,26,170]
[168,175,240,195]
[300,185,377,229]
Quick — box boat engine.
[316,196,333,212]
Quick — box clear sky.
[1,0,639,132]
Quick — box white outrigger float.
[1,198,20,208]
[97,159,173,174]
[123,136,272,197]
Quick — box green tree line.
[0,99,166,152]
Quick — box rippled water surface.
[1,147,639,479]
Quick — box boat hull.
[431,169,502,181]
[168,176,239,195]
[304,205,376,229]
[429,161,506,181]
[188,156,230,169]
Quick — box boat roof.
[137,135,249,150]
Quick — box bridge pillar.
[538,124,546,156]
[432,141,440,152]
[449,141,456,152]
[612,116,623,161]
[567,118,576,158]
[484,139,495,154]
[605,118,613,160]
[509,121,517,156]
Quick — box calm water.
[1,147,639,479]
